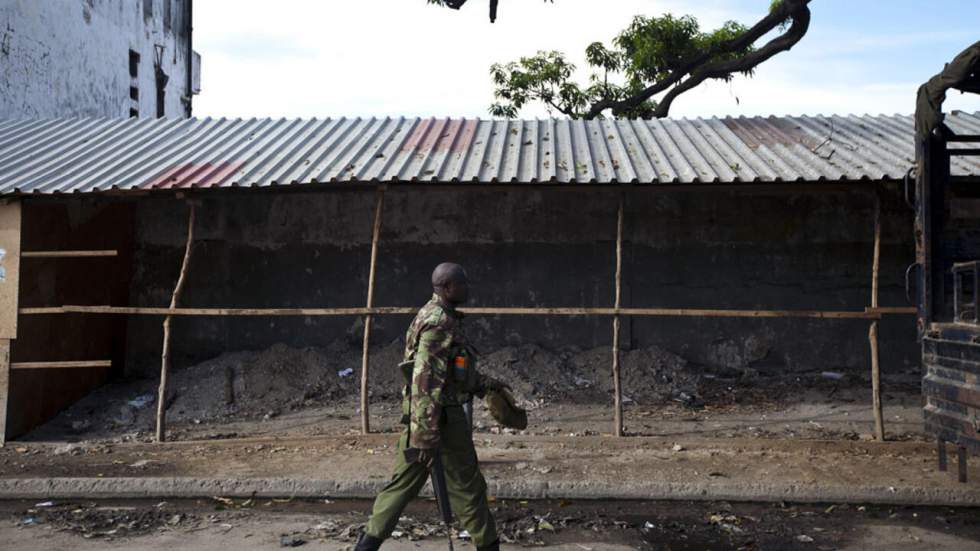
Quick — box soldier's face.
[445,276,470,304]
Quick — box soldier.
[355,262,508,551]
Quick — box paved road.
[2,498,979,551]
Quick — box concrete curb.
[1,477,979,506]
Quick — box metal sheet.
[923,335,980,452]
[0,113,978,193]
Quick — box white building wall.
[0,0,198,119]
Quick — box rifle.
[404,447,455,551]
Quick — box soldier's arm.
[466,350,509,397]
[471,370,509,398]
[409,324,453,449]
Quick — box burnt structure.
[0,113,977,443]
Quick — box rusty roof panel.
[0,113,979,194]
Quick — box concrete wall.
[0,0,197,118]
[122,185,918,379]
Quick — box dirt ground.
[22,341,927,445]
[2,498,979,550]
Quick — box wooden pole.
[156,204,196,443]
[869,188,886,441]
[361,187,385,435]
[612,194,625,437]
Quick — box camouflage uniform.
[363,294,498,549]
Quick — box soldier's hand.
[484,377,511,392]
[415,448,436,469]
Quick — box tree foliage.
[482,0,812,119]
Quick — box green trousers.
[364,405,498,548]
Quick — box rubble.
[279,534,307,547]
[10,498,978,549]
[18,502,201,540]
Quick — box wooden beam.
[612,194,625,438]
[10,360,111,370]
[361,187,385,435]
[869,188,886,442]
[18,307,67,314]
[462,307,884,319]
[22,250,118,258]
[865,306,916,314]
[56,306,412,316]
[157,204,196,443]
[17,305,905,319]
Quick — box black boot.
[354,533,383,551]
[477,539,501,551]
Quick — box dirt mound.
[33,339,699,441]
[169,342,357,420]
[570,346,697,403]
[476,344,693,405]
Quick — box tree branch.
[955,75,980,94]
[650,2,811,117]
[585,0,811,119]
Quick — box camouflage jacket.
[402,294,487,449]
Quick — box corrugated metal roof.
[0,113,978,194]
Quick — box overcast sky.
[193,0,980,119]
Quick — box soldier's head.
[432,262,469,305]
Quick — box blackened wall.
[123,185,916,378]
[9,200,135,439]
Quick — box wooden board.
[0,339,9,445]
[0,203,20,339]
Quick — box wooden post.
[612,194,625,437]
[156,204,196,443]
[869,188,886,441]
[957,445,968,483]
[937,437,948,471]
[361,187,385,435]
